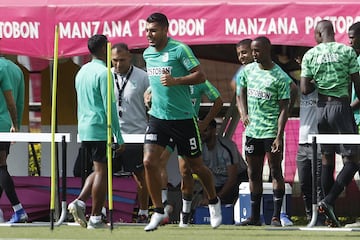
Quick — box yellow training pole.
[50,25,59,230]
[106,42,114,230]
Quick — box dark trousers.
[296,144,323,217]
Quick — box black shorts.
[81,141,107,163]
[317,99,359,156]
[244,137,276,156]
[0,142,10,155]
[144,116,202,158]
[113,143,144,172]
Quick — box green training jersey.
[75,59,123,144]
[0,57,25,132]
[190,80,220,115]
[143,37,199,120]
[301,42,360,98]
[240,62,291,138]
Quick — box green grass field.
[0,224,359,240]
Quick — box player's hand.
[10,125,18,132]
[144,91,152,109]
[113,143,125,155]
[9,126,17,144]
[160,69,176,86]
[271,138,282,153]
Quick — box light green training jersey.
[240,62,291,138]
[143,38,199,120]
[0,57,25,132]
[301,42,360,98]
[190,80,220,115]
[75,59,123,144]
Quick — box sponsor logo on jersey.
[147,66,172,76]
[248,88,271,100]
[162,52,169,62]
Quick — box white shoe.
[345,221,360,228]
[144,212,166,231]
[0,209,4,223]
[209,198,222,229]
[87,218,106,229]
[68,200,87,228]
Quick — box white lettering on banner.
[305,16,360,34]
[138,18,205,37]
[138,20,146,37]
[225,17,298,35]
[168,19,205,36]
[103,21,132,37]
[59,21,132,39]
[0,21,40,39]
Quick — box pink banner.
[0,1,359,59]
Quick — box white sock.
[101,207,106,217]
[162,188,168,204]
[13,203,23,212]
[138,209,149,216]
[182,199,192,213]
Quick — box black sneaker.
[318,201,340,227]
[236,218,262,226]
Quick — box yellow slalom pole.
[106,42,114,230]
[50,25,59,230]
